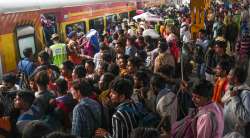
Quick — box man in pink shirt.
[192,80,224,138]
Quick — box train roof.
[0,0,136,14]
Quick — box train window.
[16,26,36,58]
[0,55,2,81]
[65,21,86,37]
[118,12,129,20]
[40,13,57,46]
[106,14,117,31]
[129,10,136,18]
[89,17,104,34]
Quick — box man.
[51,78,76,131]
[95,77,138,138]
[223,67,250,137]
[125,36,137,57]
[150,73,177,124]
[31,50,60,80]
[33,70,55,117]
[71,78,102,138]
[154,39,175,73]
[225,16,239,53]
[205,39,232,84]
[132,70,150,104]
[14,91,39,133]
[61,60,74,89]
[67,31,81,65]
[192,79,224,138]
[195,29,210,79]
[18,48,36,88]
[50,33,67,67]
[0,73,19,92]
[93,44,109,70]
[235,27,250,85]
[212,61,231,106]
[127,57,140,76]
[18,48,35,76]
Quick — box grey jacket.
[223,84,250,136]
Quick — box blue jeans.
[197,63,206,79]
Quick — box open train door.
[0,54,3,81]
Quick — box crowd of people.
[0,2,250,138]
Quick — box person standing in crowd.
[61,60,75,89]
[71,79,102,138]
[195,29,210,79]
[67,31,81,65]
[154,39,175,73]
[85,60,96,80]
[0,73,19,92]
[18,48,35,76]
[95,77,138,138]
[51,78,76,131]
[224,15,239,53]
[205,39,232,84]
[33,70,55,117]
[132,70,150,104]
[50,33,67,67]
[223,67,250,137]
[192,79,224,138]
[18,48,36,88]
[98,73,115,103]
[235,26,250,85]
[212,61,231,106]
[14,91,39,133]
[213,16,224,39]
[125,36,137,57]
[72,65,86,80]
[150,73,177,124]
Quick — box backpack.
[19,61,31,89]
[171,111,217,138]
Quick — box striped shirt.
[71,97,102,138]
[236,35,250,56]
[111,101,138,138]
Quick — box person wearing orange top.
[212,61,231,106]
[67,31,82,65]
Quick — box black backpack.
[18,61,31,89]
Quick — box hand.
[180,80,188,92]
[95,128,109,137]
[230,90,238,97]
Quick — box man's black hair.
[2,73,16,84]
[23,48,33,58]
[62,60,75,71]
[72,79,92,97]
[110,77,133,99]
[17,91,35,108]
[73,65,86,78]
[38,50,50,63]
[55,78,68,95]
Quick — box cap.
[67,31,77,39]
[50,33,59,40]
